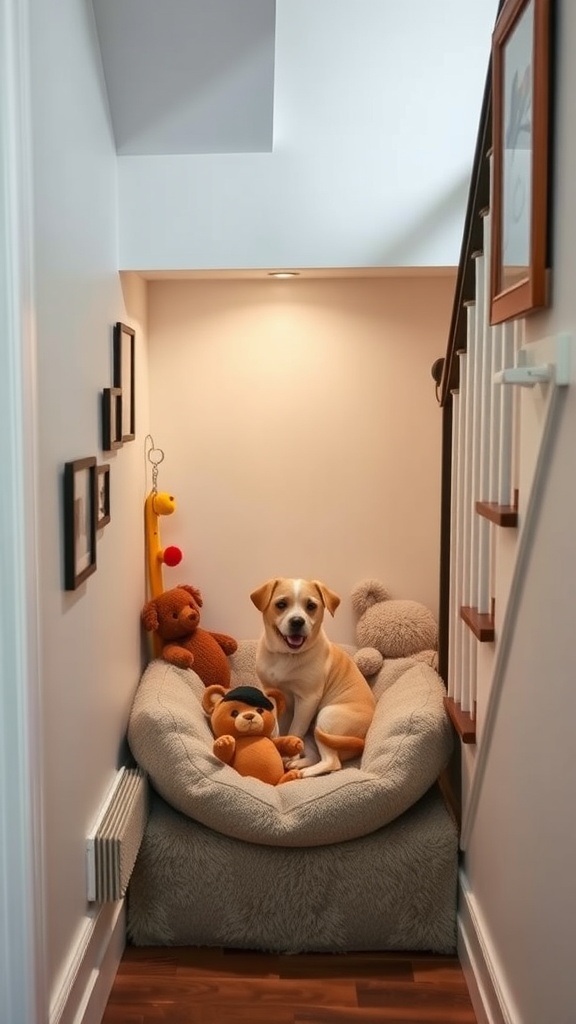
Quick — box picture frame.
[101,387,123,452]
[63,457,97,590]
[96,464,111,528]
[113,321,135,442]
[490,0,552,325]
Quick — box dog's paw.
[282,736,305,758]
[278,768,303,784]
[285,754,315,770]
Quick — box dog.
[250,578,376,777]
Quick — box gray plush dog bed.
[127,642,458,952]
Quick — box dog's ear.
[312,581,341,617]
[201,684,228,715]
[264,688,287,716]
[250,579,279,612]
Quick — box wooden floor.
[102,945,477,1023]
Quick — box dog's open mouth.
[277,629,306,650]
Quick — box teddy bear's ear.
[264,688,286,715]
[312,581,340,616]
[350,579,390,616]
[141,600,159,632]
[201,684,228,715]
[177,584,203,607]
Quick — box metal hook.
[145,434,165,493]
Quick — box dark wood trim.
[439,65,492,404]
[460,605,495,642]
[476,500,519,526]
[437,398,453,682]
[444,696,476,744]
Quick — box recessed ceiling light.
[267,271,300,279]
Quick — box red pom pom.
[163,545,182,567]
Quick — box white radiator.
[86,767,148,903]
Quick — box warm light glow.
[267,271,300,278]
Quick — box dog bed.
[126,642,458,952]
[127,642,453,847]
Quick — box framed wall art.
[113,321,135,442]
[96,464,111,528]
[102,386,123,452]
[490,0,552,325]
[63,456,97,590]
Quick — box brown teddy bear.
[202,684,304,785]
[351,578,438,677]
[141,584,238,688]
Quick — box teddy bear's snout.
[180,607,199,627]
[235,711,264,734]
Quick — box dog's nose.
[289,616,305,631]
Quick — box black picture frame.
[63,457,97,590]
[102,387,123,452]
[96,464,111,528]
[113,322,135,442]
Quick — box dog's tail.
[314,728,365,755]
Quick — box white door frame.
[0,0,47,1020]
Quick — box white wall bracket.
[493,332,572,388]
[494,365,552,387]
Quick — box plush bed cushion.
[127,641,453,847]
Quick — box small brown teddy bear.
[141,584,238,688]
[202,684,304,785]
[351,578,438,678]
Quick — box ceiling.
[92,0,276,155]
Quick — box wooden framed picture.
[96,464,111,528]
[63,457,97,590]
[113,321,135,442]
[102,386,123,452]
[490,0,552,325]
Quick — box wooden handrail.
[438,69,492,405]
[438,1,505,406]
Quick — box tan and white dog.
[250,578,376,778]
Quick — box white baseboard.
[50,901,125,1024]
[458,872,516,1024]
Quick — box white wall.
[147,275,453,643]
[461,0,576,1018]
[118,0,498,271]
[28,0,150,1016]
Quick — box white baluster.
[498,322,515,505]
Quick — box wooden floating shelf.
[476,500,518,527]
[444,696,476,744]
[460,605,495,642]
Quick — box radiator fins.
[86,767,148,903]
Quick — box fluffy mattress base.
[127,784,458,954]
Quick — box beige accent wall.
[148,275,455,643]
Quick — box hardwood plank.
[278,952,414,980]
[296,1011,417,1023]
[411,958,471,984]
[105,975,357,1007]
[357,978,476,1019]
